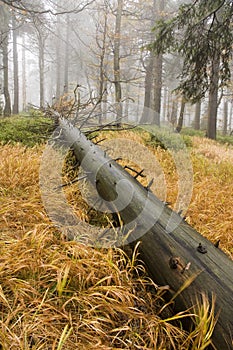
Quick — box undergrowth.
[0,114,54,147]
[0,226,214,350]
[0,125,232,348]
[137,125,193,150]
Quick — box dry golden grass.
[150,137,233,259]
[187,154,233,259]
[0,135,232,349]
[0,224,199,350]
[192,136,233,163]
[0,144,50,240]
[101,131,233,259]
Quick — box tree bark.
[194,101,201,130]
[2,8,11,117]
[162,86,168,122]
[141,57,153,123]
[12,16,19,115]
[113,0,123,122]
[56,13,61,99]
[57,117,233,350]
[22,33,27,111]
[102,71,108,120]
[64,14,70,94]
[152,53,162,126]
[38,34,45,108]
[142,0,164,125]
[223,99,228,136]
[34,16,46,110]
[207,53,220,140]
[176,97,185,133]
[97,9,108,124]
[229,101,233,133]
[170,99,178,127]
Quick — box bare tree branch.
[0,0,95,16]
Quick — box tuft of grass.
[189,293,217,350]
[56,324,73,350]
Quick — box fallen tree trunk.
[59,117,233,349]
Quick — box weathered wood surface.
[59,117,233,350]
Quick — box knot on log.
[197,243,207,254]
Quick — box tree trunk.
[3,34,11,117]
[176,97,185,133]
[166,90,171,121]
[102,72,108,121]
[12,16,19,115]
[64,14,70,94]
[170,99,178,128]
[98,10,108,124]
[22,33,27,111]
[141,57,153,123]
[124,83,130,121]
[151,0,165,126]
[54,117,233,350]
[113,0,123,122]
[223,99,228,136]
[207,54,220,140]
[2,7,11,117]
[194,101,201,130]
[56,14,61,99]
[152,54,162,126]
[142,0,164,125]
[162,86,168,122]
[229,101,233,133]
[39,35,45,109]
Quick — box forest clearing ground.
[0,132,232,349]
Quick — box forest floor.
[0,120,233,349]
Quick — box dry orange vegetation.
[155,136,233,259]
[94,131,233,258]
[0,133,232,349]
[188,137,233,259]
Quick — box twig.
[93,138,107,145]
[53,174,89,190]
[84,117,125,136]
[124,166,146,178]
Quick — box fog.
[0,0,233,133]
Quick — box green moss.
[0,114,54,147]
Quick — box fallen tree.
[52,116,233,349]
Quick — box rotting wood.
[58,116,233,350]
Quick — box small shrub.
[181,128,205,137]
[217,133,233,146]
[140,125,192,150]
[27,107,44,118]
